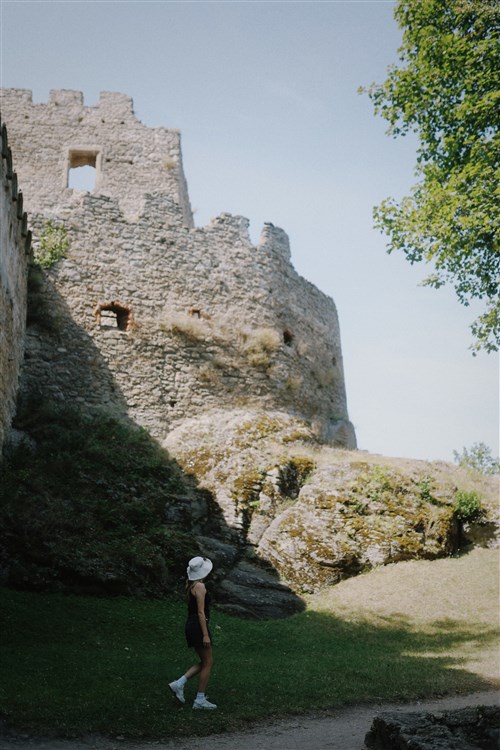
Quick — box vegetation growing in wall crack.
[159,312,209,341]
[34,219,69,269]
[242,327,281,369]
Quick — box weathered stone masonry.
[0,119,31,452]
[0,88,356,448]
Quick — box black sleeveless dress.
[185,587,212,648]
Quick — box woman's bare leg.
[184,661,202,680]
[194,645,213,693]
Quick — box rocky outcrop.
[165,409,499,610]
[195,535,304,619]
[364,705,500,749]
[257,462,460,592]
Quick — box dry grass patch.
[159,312,210,341]
[241,327,281,368]
[307,547,500,683]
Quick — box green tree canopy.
[363,0,499,353]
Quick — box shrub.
[453,490,484,523]
[34,219,69,269]
[417,475,443,505]
[246,349,272,368]
[251,328,281,353]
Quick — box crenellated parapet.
[0,88,193,225]
[0,88,356,449]
[0,118,32,452]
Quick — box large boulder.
[217,559,305,619]
[196,534,306,619]
[257,462,460,592]
[165,409,499,607]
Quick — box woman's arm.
[193,582,211,647]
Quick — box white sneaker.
[169,680,185,704]
[192,696,217,710]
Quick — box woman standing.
[169,556,217,710]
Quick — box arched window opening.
[94,301,133,331]
[283,328,294,346]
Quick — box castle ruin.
[0,89,356,450]
[0,119,31,450]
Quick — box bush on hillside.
[453,489,484,523]
[0,398,198,597]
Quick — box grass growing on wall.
[0,548,497,739]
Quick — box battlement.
[0,119,32,451]
[0,88,356,449]
[0,88,192,224]
[5,88,136,115]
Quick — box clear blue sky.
[1,0,498,462]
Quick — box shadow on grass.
[0,588,497,739]
[2,270,497,740]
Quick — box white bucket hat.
[187,556,213,581]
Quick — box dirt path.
[2,691,498,750]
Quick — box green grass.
[1,548,498,739]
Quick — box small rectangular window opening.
[67,149,99,191]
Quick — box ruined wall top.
[0,87,356,449]
[0,88,193,224]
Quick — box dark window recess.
[94,301,133,331]
[283,329,294,346]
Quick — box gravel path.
[2,690,498,750]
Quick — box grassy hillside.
[0,398,198,596]
[1,399,498,737]
[1,547,498,738]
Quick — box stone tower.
[0,88,356,448]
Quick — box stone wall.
[0,119,31,452]
[0,89,356,448]
[0,89,193,225]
